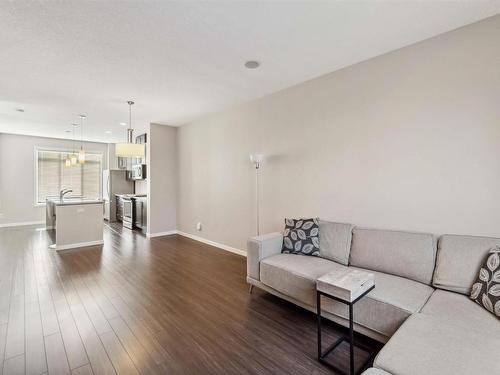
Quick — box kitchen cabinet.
[134,133,147,165]
[46,198,104,250]
[134,197,147,231]
[116,195,124,221]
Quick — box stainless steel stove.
[120,194,147,230]
[121,196,134,229]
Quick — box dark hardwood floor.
[0,223,380,375]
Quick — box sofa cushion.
[362,369,392,375]
[260,254,347,306]
[374,313,500,375]
[433,234,500,294]
[321,267,433,338]
[282,218,320,256]
[350,228,436,284]
[421,289,500,335]
[318,220,354,265]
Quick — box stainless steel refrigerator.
[102,169,134,221]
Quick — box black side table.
[316,285,376,375]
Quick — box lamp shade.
[115,143,145,158]
[249,154,264,164]
[78,149,86,164]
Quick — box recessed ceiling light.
[15,108,24,112]
[119,122,127,126]
[105,130,112,134]
[244,60,260,69]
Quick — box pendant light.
[115,100,145,158]
[70,123,78,165]
[78,115,86,164]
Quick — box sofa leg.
[248,284,254,294]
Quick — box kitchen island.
[46,198,104,250]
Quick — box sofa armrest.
[247,232,283,281]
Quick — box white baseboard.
[177,231,246,257]
[144,229,246,257]
[0,220,45,228]
[146,230,178,238]
[49,239,104,251]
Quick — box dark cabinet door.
[142,199,147,230]
[116,196,124,221]
[134,200,143,228]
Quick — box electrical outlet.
[196,222,202,231]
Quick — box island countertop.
[46,198,103,206]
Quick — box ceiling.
[1,1,499,143]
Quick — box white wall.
[147,123,177,235]
[107,143,119,169]
[177,15,500,251]
[0,133,108,226]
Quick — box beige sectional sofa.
[246,221,500,375]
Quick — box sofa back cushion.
[433,234,500,295]
[318,221,354,265]
[350,228,437,285]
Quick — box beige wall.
[177,15,500,251]
[0,133,108,226]
[147,123,177,235]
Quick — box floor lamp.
[250,154,264,236]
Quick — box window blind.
[36,149,102,204]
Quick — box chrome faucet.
[59,189,73,202]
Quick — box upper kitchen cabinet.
[134,133,147,166]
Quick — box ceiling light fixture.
[245,60,260,69]
[115,100,145,158]
[64,124,76,167]
[70,123,78,165]
[105,130,112,134]
[119,122,127,126]
[15,108,25,112]
[78,115,86,164]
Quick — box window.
[35,148,103,204]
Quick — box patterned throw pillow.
[281,218,320,256]
[470,246,500,318]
